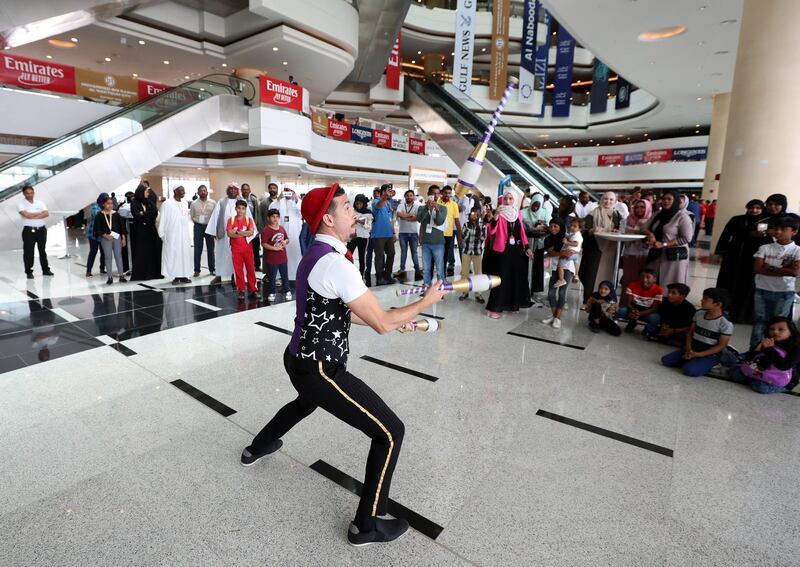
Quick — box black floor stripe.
[309,460,444,540]
[137,283,163,291]
[25,291,39,299]
[507,331,586,351]
[109,343,136,356]
[419,312,444,320]
[255,321,292,335]
[536,409,673,457]
[360,355,438,382]
[170,379,236,417]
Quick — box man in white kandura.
[158,185,193,285]
[207,182,253,285]
[270,187,302,286]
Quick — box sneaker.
[119,277,128,283]
[193,271,200,277]
[26,272,34,280]
[42,270,54,276]
[414,270,424,281]
[553,279,567,288]
[347,517,409,547]
[285,291,293,300]
[487,311,501,319]
[552,318,562,329]
[106,277,113,285]
[240,439,283,466]
[458,293,468,301]
[238,291,245,300]
[475,295,485,304]
[267,293,276,301]
[541,316,554,325]
[252,290,262,300]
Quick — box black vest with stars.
[288,242,352,365]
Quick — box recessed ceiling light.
[417,50,421,55]
[184,75,190,79]
[138,40,146,45]
[282,61,288,65]
[450,52,454,56]
[104,57,111,62]
[695,130,700,133]
[48,39,75,48]
[411,60,416,64]
[638,26,687,42]
[221,63,227,67]
[611,141,615,144]
[696,97,703,101]
[132,73,138,77]
[272,47,278,51]
[481,47,486,52]
[596,143,600,146]
[163,60,170,64]
[589,139,593,142]
[695,124,700,127]
[46,55,53,59]
[70,37,78,43]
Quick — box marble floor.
[1,229,799,566]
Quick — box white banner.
[391,134,408,151]
[452,0,477,96]
[571,154,598,167]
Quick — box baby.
[553,217,583,288]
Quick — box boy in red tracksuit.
[227,200,260,300]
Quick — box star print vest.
[288,241,352,365]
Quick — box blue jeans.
[422,243,445,286]
[617,306,660,329]
[398,232,420,271]
[662,349,720,377]
[548,269,572,310]
[751,289,795,348]
[193,223,215,273]
[267,263,289,294]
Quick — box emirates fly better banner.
[453,0,477,95]
[385,33,401,90]
[0,54,75,94]
[259,75,303,112]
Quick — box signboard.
[644,148,672,162]
[137,79,170,100]
[386,33,401,90]
[391,134,408,151]
[327,118,351,141]
[350,124,373,144]
[409,137,426,154]
[259,75,303,112]
[75,69,138,104]
[518,0,539,105]
[616,76,631,109]
[453,0,477,95]
[589,59,609,114]
[623,151,644,165]
[311,110,328,136]
[372,129,392,148]
[534,8,551,117]
[489,0,511,100]
[548,155,572,167]
[672,146,708,161]
[0,54,75,94]
[598,153,625,166]
[552,25,576,117]
[571,154,597,167]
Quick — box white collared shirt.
[308,234,368,303]
[17,198,47,227]
[574,201,598,219]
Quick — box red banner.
[137,79,170,100]
[644,149,673,163]
[327,118,351,141]
[408,137,426,154]
[598,153,625,166]
[548,155,573,167]
[0,54,75,94]
[372,129,392,148]
[386,33,401,90]
[259,75,303,112]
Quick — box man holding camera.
[370,183,397,286]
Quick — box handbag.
[665,246,688,261]
[738,347,793,388]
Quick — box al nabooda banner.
[518,0,539,106]
[489,0,511,100]
[452,0,477,96]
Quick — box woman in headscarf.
[620,198,653,290]
[521,193,551,298]
[130,184,164,281]
[552,194,576,225]
[643,191,693,286]
[485,191,533,319]
[714,199,765,323]
[579,192,622,303]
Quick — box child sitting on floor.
[643,282,695,345]
[730,316,800,394]
[618,268,663,332]
[553,217,583,288]
[584,280,621,336]
[662,287,732,377]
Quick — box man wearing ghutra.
[206,182,254,285]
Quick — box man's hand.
[630,309,640,320]
[397,322,416,334]
[422,279,448,304]
[525,249,533,258]
[683,350,695,360]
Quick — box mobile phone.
[757,222,768,233]
[283,191,292,198]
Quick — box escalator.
[0,75,254,246]
[406,78,595,201]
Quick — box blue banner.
[589,59,609,115]
[623,151,644,165]
[518,0,539,105]
[552,25,575,118]
[534,8,551,117]
[350,124,373,144]
[616,76,631,109]
[672,146,708,161]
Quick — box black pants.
[22,227,49,274]
[251,235,261,272]
[86,238,106,273]
[193,223,215,274]
[372,237,395,282]
[250,349,404,531]
[444,235,455,270]
[347,237,368,278]
[588,302,621,336]
[705,217,715,236]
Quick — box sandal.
[487,311,501,319]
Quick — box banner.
[137,79,170,100]
[386,33,401,90]
[518,0,539,105]
[0,54,75,94]
[327,118,351,141]
[534,8,552,117]
[615,76,631,109]
[391,134,409,151]
[589,59,609,114]
[75,69,138,104]
[598,153,625,166]
[552,25,576,117]
[350,124,373,144]
[372,129,392,148]
[672,147,708,161]
[623,152,644,165]
[259,75,303,112]
[571,154,597,167]
[453,0,477,95]
[644,148,672,162]
[311,110,328,136]
[489,0,511,100]
[409,137,426,154]
[548,155,572,167]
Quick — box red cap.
[301,183,340,234]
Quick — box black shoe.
[347,517,409,547]
[364,277,372,287]
[210,276,222,285]
[446,267,454,277]
[106,278,113,285]
[475,295,485,304]
[171,278,182,285]
[458,293,468,301]
[414,270,424,281]
[240,439,283,466]
[26,272,34,280]
[193,271,200,277]
[119,277,128,283]
[42,270,54,276]
[100,268,107,274]
[625,320,637,332]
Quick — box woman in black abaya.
[130,184,164,281]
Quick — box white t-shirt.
[564,230,583,253]
[574,201,597,219]
[754,241,800,292]
[17,198,48,227]
[309,234,369,303]
[354,212,371,239]
[397,201,420,234]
